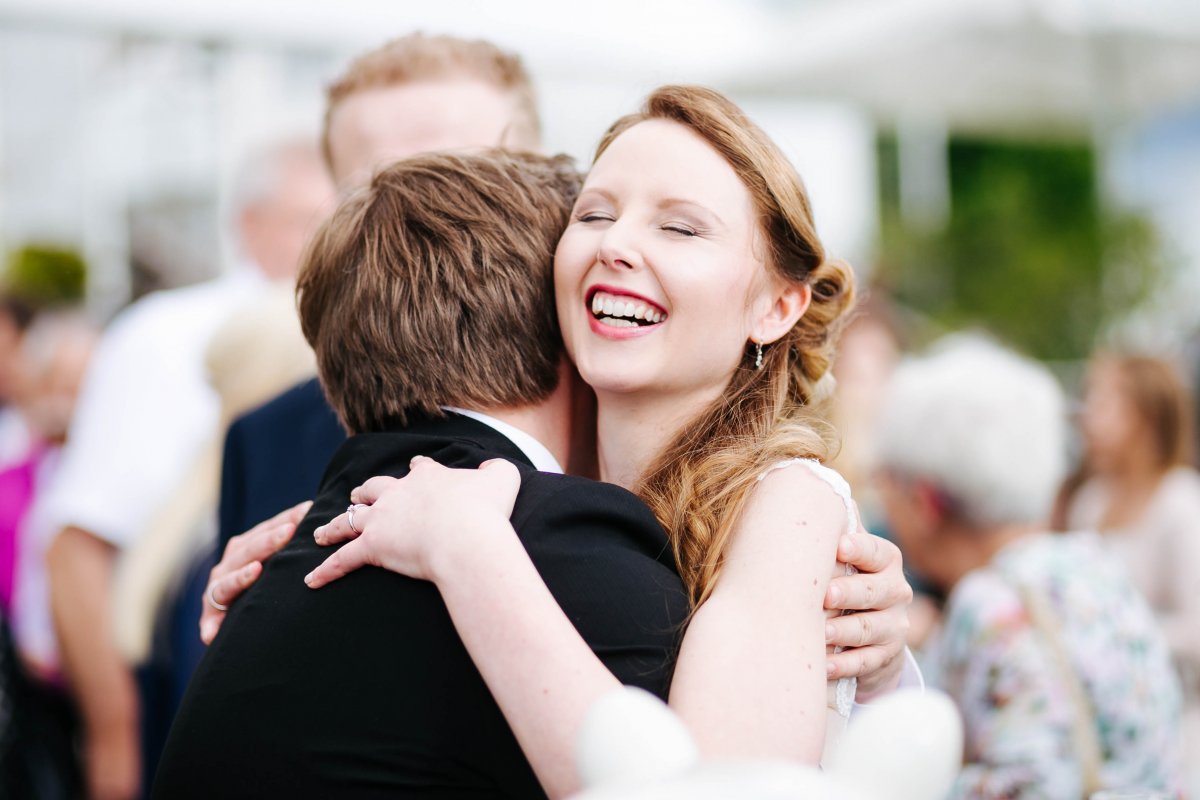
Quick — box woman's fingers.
[827,534,912,612]
[210,561,264,608]
[224,500,310,568]
[313,504,372,546]
[826,643,896,681]
[477,459,522,513]
[231,519,300,566]
[350,474,403,505]
[304,538,371,589]
[825,606,907,650]
[199,499,311,643]
[307,458,522,591]
[836,529,897,576]
[200,561,263,644]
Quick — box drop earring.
[754,341,764,370]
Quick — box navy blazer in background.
[217,377,346,546]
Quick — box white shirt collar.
[441,407,564,474]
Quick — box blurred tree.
[875,136,1163,360]
[3,245,87,309]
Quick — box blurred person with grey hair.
[875,336,1182,799]
[41,138,332,800]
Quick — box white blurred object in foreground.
[572,687,961,800]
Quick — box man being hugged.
[154,151,688,799]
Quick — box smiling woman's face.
[554,119,774,403]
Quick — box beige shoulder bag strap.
[1011,577,1104,797]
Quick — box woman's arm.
[666,465,843,763]
[306,458,845,793]
[307,459,620,799]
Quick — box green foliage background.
[874,136,1162,360]
[3,244,87,308]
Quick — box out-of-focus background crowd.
[0,1,1198,798]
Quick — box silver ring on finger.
[206,583,229,613]
[347,503,366,535]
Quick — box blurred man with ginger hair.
[214,34,548,567]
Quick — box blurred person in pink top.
[0,311,97,798]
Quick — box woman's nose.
[595,221,640,272]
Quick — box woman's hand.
[823,520,914,699]
[304,456,522,588]
[200,500,310,644]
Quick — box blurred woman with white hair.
[875,335,1182,799]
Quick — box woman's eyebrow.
[658,197,724,227]
[576,186,618,205]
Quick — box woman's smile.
[586,286,668,339]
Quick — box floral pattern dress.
[922,532,1183,799]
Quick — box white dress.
[757,458,858,765]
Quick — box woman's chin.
[573,357,654,399]
[582,373,652,398]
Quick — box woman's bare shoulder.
[749,459,856,535]
[715,459,849,584]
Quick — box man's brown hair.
[296,149,579,434]
[321,33,541,167]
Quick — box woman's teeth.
[590,291,665,326]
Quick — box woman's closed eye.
[576,211,614,224]
[662,223,699,237]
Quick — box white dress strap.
[757,457,859,536]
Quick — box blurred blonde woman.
[113,284,315,690]
[1065,355,1200,670]
[1063,353,1200,789]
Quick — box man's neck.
[458,377,574,473]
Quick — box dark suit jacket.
[153,412,688,799]
[218,377,346,547]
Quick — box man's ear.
[913,481,955,530]
[751,281,811,346]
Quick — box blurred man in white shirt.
[44,139,332,800]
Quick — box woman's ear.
[751,281,811,346]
